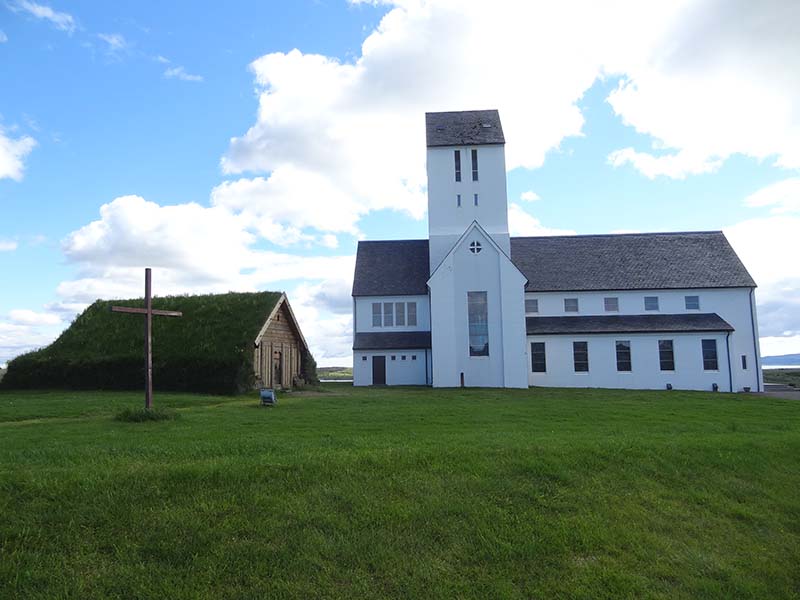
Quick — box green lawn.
[1,385,799,599]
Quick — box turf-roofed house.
[352,110,763,392]
[2,292,314,394]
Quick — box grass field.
[1,385,799,599]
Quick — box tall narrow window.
[468,291,489,357]
[525,298,539,313]
[604,297,619,312]
[531,342,546,372]
[395,302,405,326]
[473,193,479,206]
[372,302,382,327]
[616,340,632,372]
[659,340,675,371]
[741,355,747,370]
[644,296,659,311]
[407,302,417,326]
[454,150,461,182]
[471,149,479,181]
[702,339,718,370]
[457,194,461,207]
[573,341,589,372]
[685,295,700,310]
[564,298,579,312]
[383,302,394,327]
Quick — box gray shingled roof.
[352,240,429,297]
[512,232,756,291]
[351,231,755,296]
[426,110,505,147]
[353,331,432,350]
[526,313,734,335]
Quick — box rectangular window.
[573,341,589,372]
[525,298,539,313]
[659,340,675,371]
[457,194,461,207]
[616,340,632,372]
[471,148,478,181]
[685,295,700,310]
[531,342,546,373]
[395,302,405,326]
[604,297,619,312]
[644,296,659,311]
[702,339,718,370]
[372,302,382,327]
[473,193,479,206]
[391,355,396,361]
[383,302,394,327]
[741,354,747,370]
[412,355,417,361]
[467,291,489,357]
[564,298,579,312]
[454,150,461,182]
[362,356,367,361]
[407,302,417,326]
[401,355,406,360]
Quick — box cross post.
[111,268,183,409]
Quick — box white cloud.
[163,66,203,82]
[744,178,800,215]
[520,191,540,202]
[605,0,800,178]
[508,203,575,237]
[9,0,76,34]
[97,33,127,53]
[8,309,61,326]
[0,30,8,43]
[0,240,18,251]
[0,128,36,181]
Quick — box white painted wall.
[525,287,762,391]
[527,332,733,391]
[429,224,528,388]
[427,144,509,271]
[353,295,430,333]
[353,350,431,386]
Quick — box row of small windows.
[372,302,418,327]
[361,354,417,361]
[456,194,479,207]
[524,295,702,314]
[454,149,479,182]
[530,339,732,373]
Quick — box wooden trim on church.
[253,294,309,389]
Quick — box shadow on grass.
[114,407,179,423]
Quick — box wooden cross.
[111,268,182,410]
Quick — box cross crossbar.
[111,306,183,318]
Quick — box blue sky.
[1,0,799,366]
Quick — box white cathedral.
[351,110,763,392]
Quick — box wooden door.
[273,351,283,388]
[372,356,386,385]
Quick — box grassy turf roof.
[47,291,284,360]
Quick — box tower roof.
[425,110,505,147]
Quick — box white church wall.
[427,144,510,270]
[353,350,429,386]
[527,332,733,392]
[525,287,762,392]
[430,225,526,388]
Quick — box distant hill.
[1,291,291,394]
[318,366,353,380]
[762,353,800,366]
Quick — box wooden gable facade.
[253,294,310,389]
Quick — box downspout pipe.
[726,331,733,393]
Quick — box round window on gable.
[469,240,482,254]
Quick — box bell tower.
[425,110,510,272]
